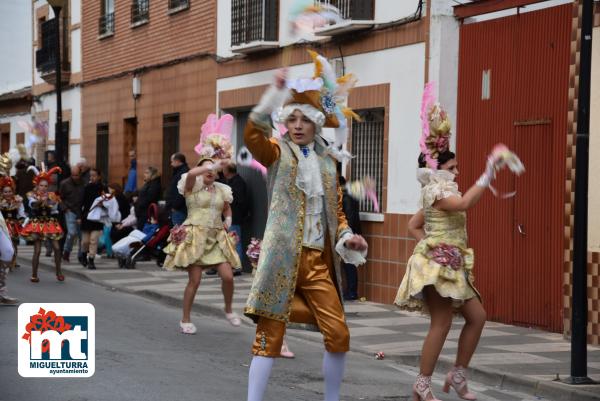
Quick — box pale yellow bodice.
[423,207,468,247]
[177,175,233,228]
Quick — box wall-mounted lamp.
[132,76,141,99]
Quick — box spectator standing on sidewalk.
[208,163,249,277]
[79,168,106,270]
[220,163,248,267]
[77,158,91,187]
[165,153,189,226]
[135,166,161,230]
[339,175,362,301]
[124,150,137,194]
[59,166,85,263]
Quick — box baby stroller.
[115,203,170,269]
[122,225,171,269]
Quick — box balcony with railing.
[131,0,149,26]
[314,0,375,36]
[35,18,70,86]
[99,12,115,37]
[231,0,279,53]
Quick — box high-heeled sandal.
[443,365,476,400]
[280,339,295,359]
[412,374,441,401]
[30,276,39,283]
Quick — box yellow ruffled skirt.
[163,225,241,271]
[394,237,480,313]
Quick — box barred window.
[131,0,149,25]
[99,0,115,36]
[350,108,384,213]
[231,0,278,46]
[168,0,189,12]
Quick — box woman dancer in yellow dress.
[163,114,241,333]
[395,83,521,401]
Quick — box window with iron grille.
[350,108,385,213]
[131,0,149,25]
[231,0,278,46]
[315,0,374,20]
[168,0,189,11]
[162,114,180,189]
[96,123,109,180]
[99,0,115,36]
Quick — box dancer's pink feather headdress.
[420,82,452,169]
[194,114,234,161]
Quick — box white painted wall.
[70,0,81,25]
[589,26,600,252]
[216,0,234,58]
[71,28,81,73]
[0,0,32,94]
[374,0,423,23]
[217,44,426,214]
[34,87,81,164]
[0,113,33,149]
[428,0,460,151]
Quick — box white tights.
[247,351,346,401]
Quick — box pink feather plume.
[420,82,438,169]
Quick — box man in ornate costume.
[244,51,368,401]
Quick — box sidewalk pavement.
[14,246,600,401]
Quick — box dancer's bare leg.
[419,285,454,375]
[217,262,234,314]
[455,297,486,368]
[182,265,202,322]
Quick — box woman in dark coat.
[79,168,106,269]
[135,166,161,230]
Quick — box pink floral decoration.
[246,237,262,264]
[428,243,463,270]
[170,225,187,245]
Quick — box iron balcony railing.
[36,19,57,73]
[231,0,278,46]
[131,0,149,24]
[99,12,115,36]
[316,0,374,20]
[35,18,69,75]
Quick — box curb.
[23,256,600,401]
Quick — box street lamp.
[47,0,67,167]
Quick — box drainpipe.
[567,0,596,385]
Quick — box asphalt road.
[0,266,561,401]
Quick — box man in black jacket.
[339,175,362,300]
[166,153,189,226]
[207,163,248,276]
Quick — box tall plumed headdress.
[277,49,360,161]
[194,113,234,163]
[0,153,15,189]
[27,164,62,186]
[420,82,452,169]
